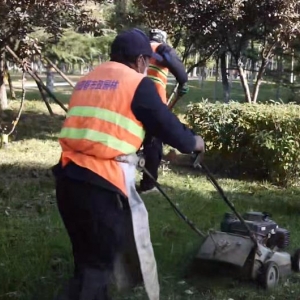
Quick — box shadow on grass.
[14,86,72,105]
[0,162,71,300]
[1,162,300,299]
[1,109,64,141]
[163,152,288,188]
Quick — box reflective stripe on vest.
[148,42,169,103]
[148,74,166,88]
[58,62,145,196]
[59,106,145,154]
[148,64,168,78]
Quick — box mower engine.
[220,212,290,250]
[195,210,300,289]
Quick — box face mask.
[138,56,148,76]
[143,67,148,76]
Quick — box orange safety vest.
[148,42,169,104]
[58,62,146,196]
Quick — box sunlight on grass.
[168,79,291,114]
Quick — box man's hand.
[178,83,189,97]
[194,135,205,153]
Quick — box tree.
[195,0,300,103]
[0,0,106,111]
[131,0,300,103]
[250,0,300,103]
[130,0,223,72]
[39,29,115,72]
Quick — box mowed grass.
[10,71,292,110]
[0,84,300,299]
[168,79,291,114]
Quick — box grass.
[10,72,292,109]
[0,82,299,299]
[168,79,291,114]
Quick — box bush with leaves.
[185,101,300,186]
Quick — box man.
[53,28,205,300]
[139,28,190,194]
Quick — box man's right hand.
[178,83,189,97]
[194,135,205,153]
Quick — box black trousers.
[140,136,163,190]
[55,176,128,300]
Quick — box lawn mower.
[137,153,300,290]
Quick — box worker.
[52,28,205,300]
[138,28,190,194]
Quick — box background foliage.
[186,102,300,186]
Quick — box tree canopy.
[0,0,109,110]
[0,1,100,48]
[1,0,300,107]
[132,0,300,103]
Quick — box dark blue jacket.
[153,42,188,86]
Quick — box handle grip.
[192,151,203,168]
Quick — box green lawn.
[10,72,292,111]
[0,84,299,299]
[168,79,292,113]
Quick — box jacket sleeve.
[131,77,195,154]
[156,44,188,86]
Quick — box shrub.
[185,101,300,186]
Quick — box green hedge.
[185,101,300,186]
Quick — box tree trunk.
[71,63,74,74]
[229,54,233,90]
[5,45,68,112]
[46,64,54,93]
[35,78,54,116]
[220,52,230,103]
[250,40,255,90]
[53,59,74,85]
[276,54,283,101]
[237,63,252,103]
[5,62,16,99]
[36,59,43,74]
[173,31,182,49]
[252,58,268,103]
[79,63,84,75]
[213,58,219,101]
[35,45,75,87]
[290,49,295,84]
[0,52,8,111]
[201,67,206,88]
[61,62,66,73]
[192,53,198,77]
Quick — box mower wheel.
[260,261,280,290]
[292,248,300,272]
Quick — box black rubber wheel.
[292,248,300,272]
[260,261,280,290]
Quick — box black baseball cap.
[110,28,162,61]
